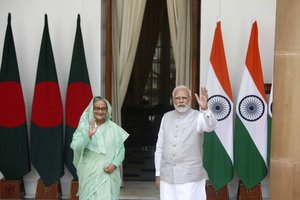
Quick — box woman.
[71,96,129,200]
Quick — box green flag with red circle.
[30,14,64,186]
[65,14,93,180]
[0,13,31,179]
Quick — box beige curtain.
[166,0,191,87]
[112,0,146,124]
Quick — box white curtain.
[166,0,191,87]
[111,0,146,124]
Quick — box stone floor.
[120,181,159,200]
[24,180,270,200]
[121,146,158,199]
[25,181,159,200]
[119,181,270,200]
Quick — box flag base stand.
[0,179,25,199]
[35,179,61,199]
[206,183,229,200]
[69,179,79,200]
[237,181,262,200]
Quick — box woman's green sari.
[71,97,129,200]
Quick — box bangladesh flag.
[204,20,234,191]
[0,13,31,179]
[234,21,268,190]
[30,14,64,186]
[65,14,93,180]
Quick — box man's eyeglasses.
[93,107,107,112]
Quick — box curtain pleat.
[166,0,191,86]
[112,0,146,125]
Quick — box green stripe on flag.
[204,131,233,191]
[234,116,267,189]
[267,114,272,166]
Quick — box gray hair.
[172,85,191,97]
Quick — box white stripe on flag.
[236,67,268,165]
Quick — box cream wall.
[201,0,276,198]
[201,0,276,94]
[0,0,102,198]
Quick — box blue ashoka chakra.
[270,102,273,115]
[208,95,231,121]
[238,95,265,121]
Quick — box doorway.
[105,0,201,181]
[121,0,175,181]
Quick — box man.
[154,85,217,200]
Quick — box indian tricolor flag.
[234,21,268,190]
[267,82,273,166]
[204,20,234,191]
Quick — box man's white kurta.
[155,108,217,184]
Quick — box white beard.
[174,103,191,113]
